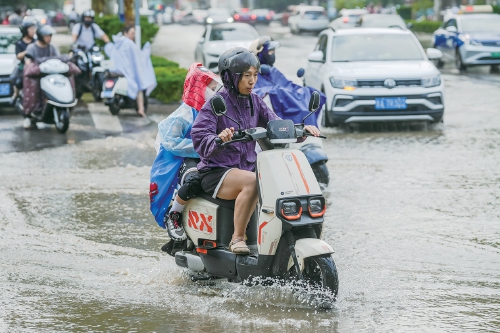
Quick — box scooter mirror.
[210,95,227,116]
[297,68,305,78]
[308,91,320,112]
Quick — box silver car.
[288,5,329,34]
[0,26,21,104]
[194,23,259,73]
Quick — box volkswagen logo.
[384,79,396,89]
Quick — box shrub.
[94,15,159,47]
[151,55,181,68]
[407,20,442,33]
[150,56,188,104]
[493,6,500,14]
[397,6,412,20]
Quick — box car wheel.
[455,49,466,71]
[321,108,336,128]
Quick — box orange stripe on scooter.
[291,153,310,194]
[258,221,268,245]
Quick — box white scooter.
[16,58,77,134]
[172,92,339,300]
[100,60,147,116]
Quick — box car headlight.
[421,75,441,88]
[469,40,482,46]
[330,77,357,90]
[206,17,213,23]
[207,53,219,58]
[227,17,234,23]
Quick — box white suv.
[304,28,445,126]
[288,6,329,35]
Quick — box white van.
[288,6,329,34]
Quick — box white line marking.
[88,103,123,133]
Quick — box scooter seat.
[197,192,235,210]
[105,71,124,78]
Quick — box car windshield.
[209,27,258,41]
[332,34,424,61]
[361,15,405,28]
[208,9,229,17]
[253,9,269,15]
[31,9,45,15]
[0,33,20,54]
[461,17,500,32]
[303,11,325,19]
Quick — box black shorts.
[199,167,234,198]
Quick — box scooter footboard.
[293,238,334,271]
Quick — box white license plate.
[375,97,407,110]
[0,83,10,96]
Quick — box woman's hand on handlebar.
[304,125,321,137]
[218,127,234,143]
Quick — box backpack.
[77,23,96,47]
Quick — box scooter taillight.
[104,80,115,89]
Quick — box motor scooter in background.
[255,65,330,186]
[72,45,105,101]
[100,60,148,116]
[160,92,339,306]
[16,58,77,133]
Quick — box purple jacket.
[191,89,280,172]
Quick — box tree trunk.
[92,0,113,15]
[124,0,135,24]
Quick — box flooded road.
[1,25,500,332]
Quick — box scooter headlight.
[308,197,326,217]
[281,200,302,220]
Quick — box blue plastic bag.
[149,146,184,228]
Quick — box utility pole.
[135,0,141,47]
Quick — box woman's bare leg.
[216,169,258,241]
[136,90,146,117]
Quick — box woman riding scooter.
[191,48,321,254]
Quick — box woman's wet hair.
[122,24,135,34]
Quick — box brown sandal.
[229,238,250,254]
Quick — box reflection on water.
[1,73,500,332]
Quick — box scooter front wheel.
[54,107,70,134]
[301,256,339,298]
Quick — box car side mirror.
[307,51,324,63]
[198,37,205,43]
[406,22,413,30]
[297,68,305,78]
[210,95,227,116]
[445,26,457,33]
[426,48,443,60]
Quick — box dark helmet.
[82,9,95,26]
[20,18,36,37]
[82,9,95,20]
[36,25,56,43]
[218,47,260,88]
